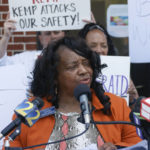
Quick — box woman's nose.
[97,47,106,55]
[78,64,87,74]
[95,45,102,54]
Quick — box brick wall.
[0,0,37,56]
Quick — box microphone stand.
[4,126,23,150]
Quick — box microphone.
[74,84,91,129]
[129,96,150,140]
[0,97,44,140]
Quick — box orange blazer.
[3,92,141,150]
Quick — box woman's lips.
[80,78,91,84]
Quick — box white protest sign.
[0,64,28,90]
[0,64,28,148]
[128,0,150,63]
[100,56,130,104]
[0,90,26,149]
[8,0,91,31]
[107,4,128,37]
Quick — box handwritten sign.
[101,56,130,103]
[8,0,91,31]
[128,0,150,63]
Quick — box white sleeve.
[0,51,25,66]
[0,50,41,66]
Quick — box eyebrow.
[90,41,107,44]
[63,60,78,66]
[64,57,88,65]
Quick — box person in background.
[78,23,139,109]
[78,23,117,56]
[36,31,65,50]
[0,11,95,68]
[0,17,65,66]
[3,36,141,150]
[0,16,66,88]
[0,12,96,67]
[36,11,96,51]
[0,13,94,149]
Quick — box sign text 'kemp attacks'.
[11,3,79,29]
[12,3,76,17]
[9,0,91,31]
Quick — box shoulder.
[105,92,130,114]
[105,93,131,120]
[105,92,127,105]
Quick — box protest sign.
[0,64,27,148]
[128,0,150,63]
[0,90,26,149]
[100,56,130,104]
[0,64,28,90]
[107,4,128,37]
[8,0,91,31]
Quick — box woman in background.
[79,23,117,56]
[79,23,139,109]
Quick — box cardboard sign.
[8,0,91,31]
[101,56,130,103]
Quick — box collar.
[91,90,104,110]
